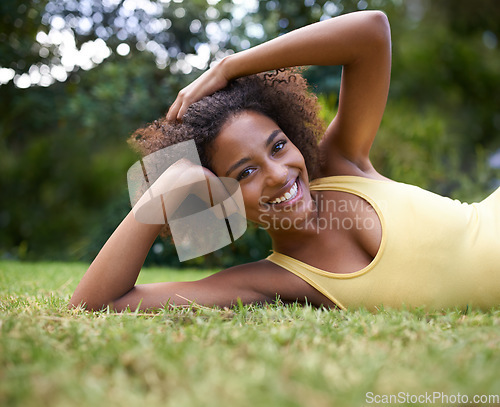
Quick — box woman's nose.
[264,161,288,187]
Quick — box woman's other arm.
[68,207,325,311]
[69,161,280,311]
[69,211,281,311]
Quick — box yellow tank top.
[267,176,500,311]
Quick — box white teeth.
[269,182,298,204]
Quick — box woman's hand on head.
[167,58,231,122]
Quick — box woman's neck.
[265,195,322,254]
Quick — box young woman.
[70,10,500,312]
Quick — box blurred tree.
[388,0,500,148]
[0,0,49,71]
[371,0,500,200]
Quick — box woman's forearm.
[69,212,162,310]
[221,10,390,80]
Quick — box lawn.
[1,260,499,407]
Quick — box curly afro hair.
[129,68,325,178]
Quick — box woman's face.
[210,110,316,230]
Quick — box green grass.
[1,261,500,407]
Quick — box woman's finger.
[177,101,190,122]
[167,98,181,121]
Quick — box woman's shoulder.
[313,147,389,181]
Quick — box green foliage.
[1,0,499,264]
[372,100,500,201]
[0,52,175,260]
[1,261,500,407]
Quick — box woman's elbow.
[365,10,391,45]
[67,298,92,311]
[67,295,105,312]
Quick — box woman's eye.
[237,168,254,181]
[272,140,286,155]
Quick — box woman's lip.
[267,178,297,203]
[266,177,303,207]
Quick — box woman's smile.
[267,178,299,204]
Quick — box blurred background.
[1,0,499,268]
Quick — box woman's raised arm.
[167,10,392,168]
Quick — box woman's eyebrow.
[265,129,283,147]
[225,129,283,177]
[225,157,251,177]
